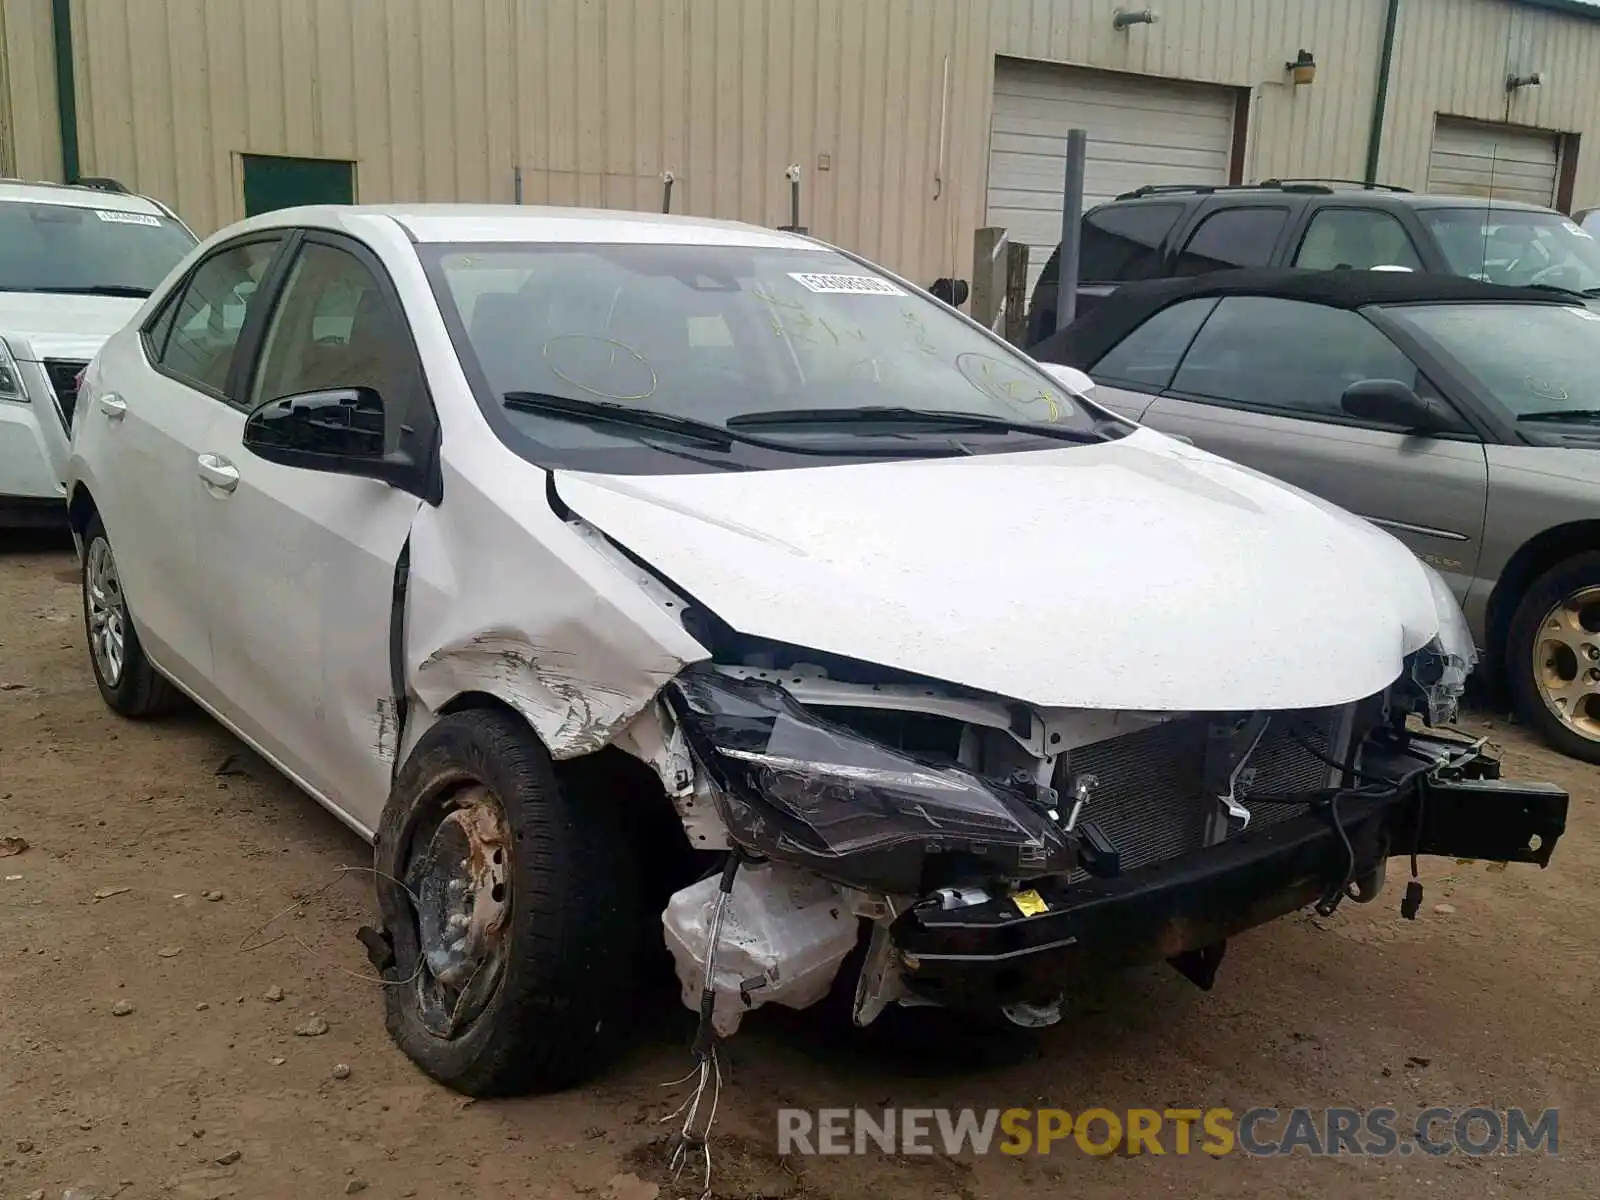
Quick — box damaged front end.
[653,655,1568,1034]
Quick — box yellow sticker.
[1012,889,1048,917]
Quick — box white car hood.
[552,429,1445,712]
[0,292,142,361]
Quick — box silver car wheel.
[85,536,127,688]
[1532,585,1600,741]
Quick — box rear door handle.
[197,453,240,493]
[98,392,127,420]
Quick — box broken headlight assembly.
[666,664,1076,895]
[1394,564,1479,725]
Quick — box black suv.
[1025,179,1600,346]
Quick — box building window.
[241,155,356,217]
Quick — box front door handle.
[98,392,127,420]
[197,453,240,493]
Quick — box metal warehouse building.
[4,0,1600,288]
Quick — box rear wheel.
[1507,551,1600,764]
[374,708,643,1096]
[80,513,180,718]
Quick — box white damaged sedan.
[65,205,1567,1095]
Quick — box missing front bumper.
[890,748,1568,1010]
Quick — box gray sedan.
[1035,268,1600,764]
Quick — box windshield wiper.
[503,392,982,458]
[1516,409,1600,424]
[27,284,153,298]
[504,390,740,448]
[725,405,1100,442]
[1524,283,1589,299]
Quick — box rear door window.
[1091,297,1219,391]
[156,238,282,397]
[1173,208,1289,275]
[1078,204,1184,283]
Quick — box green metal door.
[241,155,354,216]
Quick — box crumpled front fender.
[403,464,708,760]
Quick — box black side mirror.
[244,387,425,493]
[1340,378,1444,432]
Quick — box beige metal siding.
[1377,0,1600,207]
[0,0,62,179]
[59,0,975,287]
[984,0,1390,184]
[1427,116,1559,203]
[986,58,1235,293]
[22,0,1600,285]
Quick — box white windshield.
[429,242,1092,438]
[0,201,196,295]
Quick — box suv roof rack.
[1258,177,1411,193]
[1115,178,1411,200]
[72,176,131,194]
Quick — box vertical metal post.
[662,170,675,214]
[1056,129,1087,332]
[779,165,807,234]
[513,166,523,205]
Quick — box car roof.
[1032,268,1567,368]
[223,202,825,249]
[0,179,169,216]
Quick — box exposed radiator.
[1058,709,1346,878]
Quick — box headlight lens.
[1404,564,1478,725]
[667,664,1075,894]
[0,339,27,404]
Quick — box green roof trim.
[1516,0,1600,22]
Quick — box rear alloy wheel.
[374,708,643,1096]
[1508,552,1600,764]
[80,514,180,718]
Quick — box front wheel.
[374,708,643,1096]
[1507,551,1600,764]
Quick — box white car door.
[194,231,435,834]
[78,235,285,698]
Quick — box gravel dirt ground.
[2,531,1597,1200]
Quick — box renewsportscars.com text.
[776,1106,1559,1158]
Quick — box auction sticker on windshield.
[94,210,163,227]
[789,273,907,296]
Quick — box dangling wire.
[658,850,744,1200]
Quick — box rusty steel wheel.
[374,707,644,1096]
[1508,552,1600,765]
[405,785,514,1040]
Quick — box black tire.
[80,513,180,718]
[374,707,643,1096]
[1507,550,1600,765]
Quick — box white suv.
[0,180,197,526]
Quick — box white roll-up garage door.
[985,59,1237,295]
[1427,117,1560,207]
